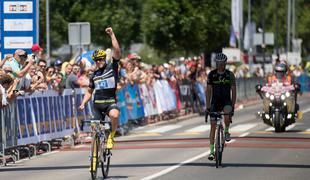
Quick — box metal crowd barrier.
[1,77,281,165]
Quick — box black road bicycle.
[81,116,112,180]
[209,111,231,168]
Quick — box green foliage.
[141,0,231,58]
[138,45,166,65]
[39,0,310,61]
[297,0,310,55]
[39,0,141,50]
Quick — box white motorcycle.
[256,82,300,132]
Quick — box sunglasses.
[19,55,28,60]
[95,58,106,62]
[4,70,13,73]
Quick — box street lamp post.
[261,0,266,76]
[248,0,253,74]
[46,0,50,65]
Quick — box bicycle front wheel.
[101,130,111,178]
[215,127,223,168]
[90,135,99,180]
[101,148,111,178]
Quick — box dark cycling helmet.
[92,49,106,60]
[215,53,227,63]
[54,59,62,66]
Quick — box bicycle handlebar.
[82,119,110,124]
[80,119,111,131]
[208,112,232,116]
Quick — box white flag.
[231,0,243,39]
[243,22,256,50]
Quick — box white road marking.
[230,123,257,132]
[239,132,250,137]
[142,121,255,180]
[302,107,310,113]
[265,127,274,131]
[146,125,182,133]
[185,125,210,133]
[141,150,210,180]
[286,124,296,131]
[265,124,296,132]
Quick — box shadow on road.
[186,162,310,169]
[1,162,309,172]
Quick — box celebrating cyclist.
[205,53,236,161]
[79,27,121,149]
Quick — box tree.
[39,0,141,51]
[141,0,231,58]
[297,0,310,56]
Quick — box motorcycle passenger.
[205,53,236,161]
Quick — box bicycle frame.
[210,112,231,168]
[82,118,112,180]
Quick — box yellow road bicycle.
[81,117,112,180]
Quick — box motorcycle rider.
[267,62,292,86]
[265,62,301,119]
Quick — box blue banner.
[17,99,27,139]
[195,82,206,106]
[116,88,128,125]
[299,74,310,92]
[125,84,145,120]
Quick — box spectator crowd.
[0,45,307,110]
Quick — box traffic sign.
[68,22,91,46]
[254,32,274,45]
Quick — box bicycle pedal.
[106,152,112,157]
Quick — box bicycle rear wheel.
[90,135,99,180]
[101,130,111,178]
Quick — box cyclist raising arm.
[79,27,121,149]
[205,53,236,160]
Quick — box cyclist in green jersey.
[205,53,236,160]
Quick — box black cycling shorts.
[93,102,120,120]
[210,99,232,120]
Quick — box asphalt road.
[1,96,310,180]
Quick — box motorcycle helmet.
[274,63,287,79]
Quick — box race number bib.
[95,76,115,89]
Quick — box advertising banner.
[0,0,39,58]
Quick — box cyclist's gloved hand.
[205,108,211,123]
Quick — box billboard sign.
[0,0,38,59]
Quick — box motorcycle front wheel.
[274,111,285,133]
